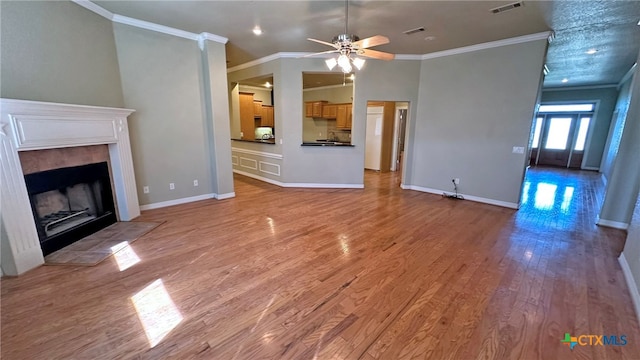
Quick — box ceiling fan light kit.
[306,0,394,74]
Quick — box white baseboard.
[596,217,629,230]
[582,166,600,171]
[601,174,608,187]
[234,169,285,186]
[215,192,236,200]
[400,184,519,209]
[619,253,640,326]
[140,193,215,210]
[233,170,364,189]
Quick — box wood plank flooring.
[2,168,639,359]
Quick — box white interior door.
[365,107,384,170]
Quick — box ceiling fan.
[305,0,395,73]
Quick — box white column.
[0,123,45,275]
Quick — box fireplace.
[1,98,139,276]
[24,162,117,255]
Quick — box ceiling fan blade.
[353,35,390,49]
[307,38,338,49]
[300,49,339,58]
[358,48,395,61]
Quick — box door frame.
[391,102,409,173]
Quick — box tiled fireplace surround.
[1,99,140,276]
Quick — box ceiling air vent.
[490,1,524,14]
[403,27,425,35]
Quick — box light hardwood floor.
[2,168,639,359]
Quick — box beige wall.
[407,39,548,206]
[0,1,124,107]
[113,24,214,205]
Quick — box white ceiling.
[94,1,640,88]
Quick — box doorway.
[364,101,409,178]
[529,103,594,169]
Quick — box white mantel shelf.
[0,99,140,276]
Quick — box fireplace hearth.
[24,162,117,256]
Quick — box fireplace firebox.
[24,162,117,256]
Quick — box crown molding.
[394,54,423,60]
[112,14,198,41]
[303,83,354,92]
[229,31,553,72]
[619,63,637,89]
[421,31,552,60]
[72,1,227,45]
[71,0,114,20]
[543,84,618,92]
[199,32,229,45]
[227,53,309,73]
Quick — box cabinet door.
[305,102,313,117]
[312,102,324,117]
[239,93,255,139]
[253,101,263,117]
[261,106,274,127]
[336,104,347,129]
[346,104,352,130]
[322,104,337,119]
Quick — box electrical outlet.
[193,179,198,187]
[279,139,282,145]
[454,178,460,185]
[240,131,244,138]
[319,132,322,137]
[169,183,175,190]
[143,186,149,194]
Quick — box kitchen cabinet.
[239,92,256,139]
[305,101,327,118]
[253,101,263,117]
[305,102,313,117]
[336,103,352,130]
[261,105,274,127]
[312,102,325,117]
[322,104,337,119]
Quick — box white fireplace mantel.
[0,99,140,276]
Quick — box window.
[538,104,594,113]
[574,117,590,151]
[544,118,572,150]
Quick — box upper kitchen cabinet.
[229,74,276,143]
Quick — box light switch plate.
[512,146,525,154]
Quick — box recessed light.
[265,82,272,88]
[637,19,640,25]
[252,27,262,36]
[561,78,569,83]
[586,49,598,55]
[424,36,437,41]
[349,74,355,81]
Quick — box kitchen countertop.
[301,142,354,147]
[231,138,275,145]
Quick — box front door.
[538,116,577,167]
[530,114,592,169]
